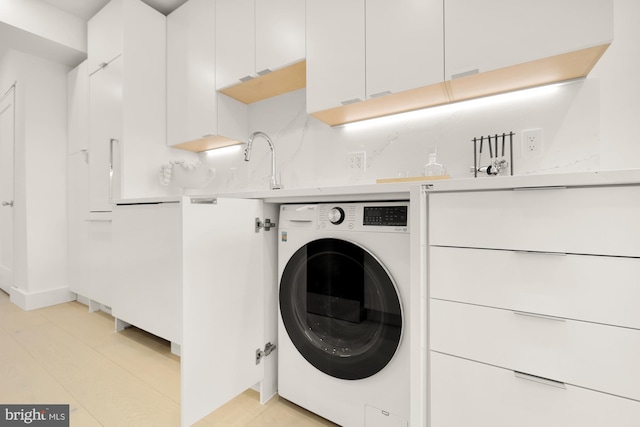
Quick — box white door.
[0,84,15,294]
[181,197,265,426]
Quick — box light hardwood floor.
[0,291,338,427]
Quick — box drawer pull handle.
[514,250,567,256]
[513,186,567,191]
[514,371,566,389]
[513,311,566,322]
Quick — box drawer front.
[431,352,640,427]
[430,299,640,401]
[430,246,640,329]
[428,186,640,256]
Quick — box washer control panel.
[313,202,409,233]
[363,205,408,226]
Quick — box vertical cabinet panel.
[112,203,182,345]
[366,0,443,97]
[182,198,265,426]
[88,0,166,203]
[167,0,218,145]
[306,0,365,112]
[167,0,248,148]
[87,0,123,74]
[88,55,123,212]
[255,0,306,74]
[306,0,443,114]
[444,0,613,79]
[215,0,255,90]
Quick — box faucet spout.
[244,131,283,190]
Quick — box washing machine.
[277,201,410,427]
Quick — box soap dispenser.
[422,146,445,177]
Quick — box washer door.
[280,238,402,380]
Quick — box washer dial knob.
[328,207,345,224]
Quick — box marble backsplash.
[184,77,602,194]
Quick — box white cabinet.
[306,0,364,112]
[68,61,113,309]
[444,0,613,100]
[88,54,122,212]
[427,184,640,426]
[87,0,166,210]
[87,0,122,75]
[431,352,640,427]
[166,0,248,151]
[444,0,613,80]
[215,0,254,90]
[255,0,305,77]
[110,196,278,426]
[366,0,443,99]
[306,0,445,124]
[181,198,278,426]
[215,0,305,89]
[112,201,182,346]
[214,0,306,104]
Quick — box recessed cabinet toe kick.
[427,185,640,427]
[112,196,279,427]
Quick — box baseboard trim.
[10,286,77,311]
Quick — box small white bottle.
[422,146,445,177]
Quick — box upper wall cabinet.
[167,0,248,152]
[88,0,166,210]
[215,0,306,104]
[444,0,613,101]
[307,0,447,126]
[87,0,122,75]
[307,0,612,126]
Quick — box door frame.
[0,81,16,294]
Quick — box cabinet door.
[87,0,123,75]
[215,0,254,90]
[89,55,123,212]
[444,0,613,79]
[306,0,365,112]
[181,198,266,426]
[366,0,443,98]
[167,0,217,146]
[86,218,113,307]
[255,0,305,74]
[112,203,182,345]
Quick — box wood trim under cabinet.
[311,82,450,126]
[172,134,242,153]
[219,60,306,104]
[311,43,609,126]
[445,43,611,102]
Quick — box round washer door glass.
[280,238,403,380]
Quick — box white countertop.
[113,169,640,206]
[422,168,640,192]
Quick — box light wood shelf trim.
[219,60,306,104]
[446,44,610,102]
[376,175,450,184]
[171,135,242,153]
[312,43,610,126]
[312,82,451,126]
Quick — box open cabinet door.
[181,197,266,426]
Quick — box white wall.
[0,0,86,52]
[190,0,640,194]
[0,50,73,309]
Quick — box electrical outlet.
[347,151,366,171]
[522,129,543,158]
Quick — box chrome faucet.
[244,131,283,190]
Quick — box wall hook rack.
[471,132,514,178]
